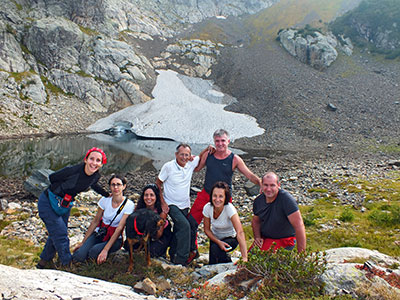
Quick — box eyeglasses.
[110,183,123,187]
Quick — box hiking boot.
[36,259,51,269]
[171,254,187,266]
[186,250,199,264]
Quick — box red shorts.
[189,189,210,224]
[189,188,232,225]
[249,236,296,252]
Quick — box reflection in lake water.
[0,134,217,178]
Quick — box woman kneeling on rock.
[37,147,109,268]
[203,181,248,264]
[73,174,134,264]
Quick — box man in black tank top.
[189,129,261,225]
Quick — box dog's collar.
[134,217,144,235]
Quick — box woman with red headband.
[37,147,109,269]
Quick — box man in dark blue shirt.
[252,172,306,252]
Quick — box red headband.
[84,147,107,164]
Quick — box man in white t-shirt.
[156,143,211,265]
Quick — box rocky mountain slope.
[331,0,400,54]
[186,0,400,152]
[0,0,277,136]
[0,0,399,155]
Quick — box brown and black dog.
[125,208,165,272]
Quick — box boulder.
[0,264,168,300]
[134,277,157,295]
[47,69,111,112]
[23,169,53,198]
[279,29,339,70]
[162,39,222,77]
[0,199,7,211]
[244,181,260,196]
[321,248,400,297]
[20,74,47,104]
[338,35,354,56]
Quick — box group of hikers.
[36,129,306,269]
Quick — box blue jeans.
[72,233,122,262]
[38,191,72,266]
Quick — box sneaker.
[186,250,199,264]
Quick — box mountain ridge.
[0,0,399,154]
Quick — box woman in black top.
[37,147,109,268]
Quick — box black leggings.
[209,236,238,265]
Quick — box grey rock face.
[279,29,339,70]
[352,19,400,50]
[27,0,278,37]
[25,17,85,70]
[79,37,146,83]
[0,21,30,73]
[116,0,278,29]
[23,16,152,111]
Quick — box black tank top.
[204,152,234,194]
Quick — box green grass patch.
[0,219,12,232]
[303,170,400,257]
[78,25,99,36]
[0,236,42,268]
[11,0,23,11]
[308,187,329,193]
[8,71,34,82]
[75,70,92,78]
[21,113,39,128]
[188,21,228,43]
[70,207,81,217]
[339,207,355,222]
[375,143,400,154]
[245,0,346,42]
[0,118,7,129]
[40,76,65,97]
[368,204,400,227]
